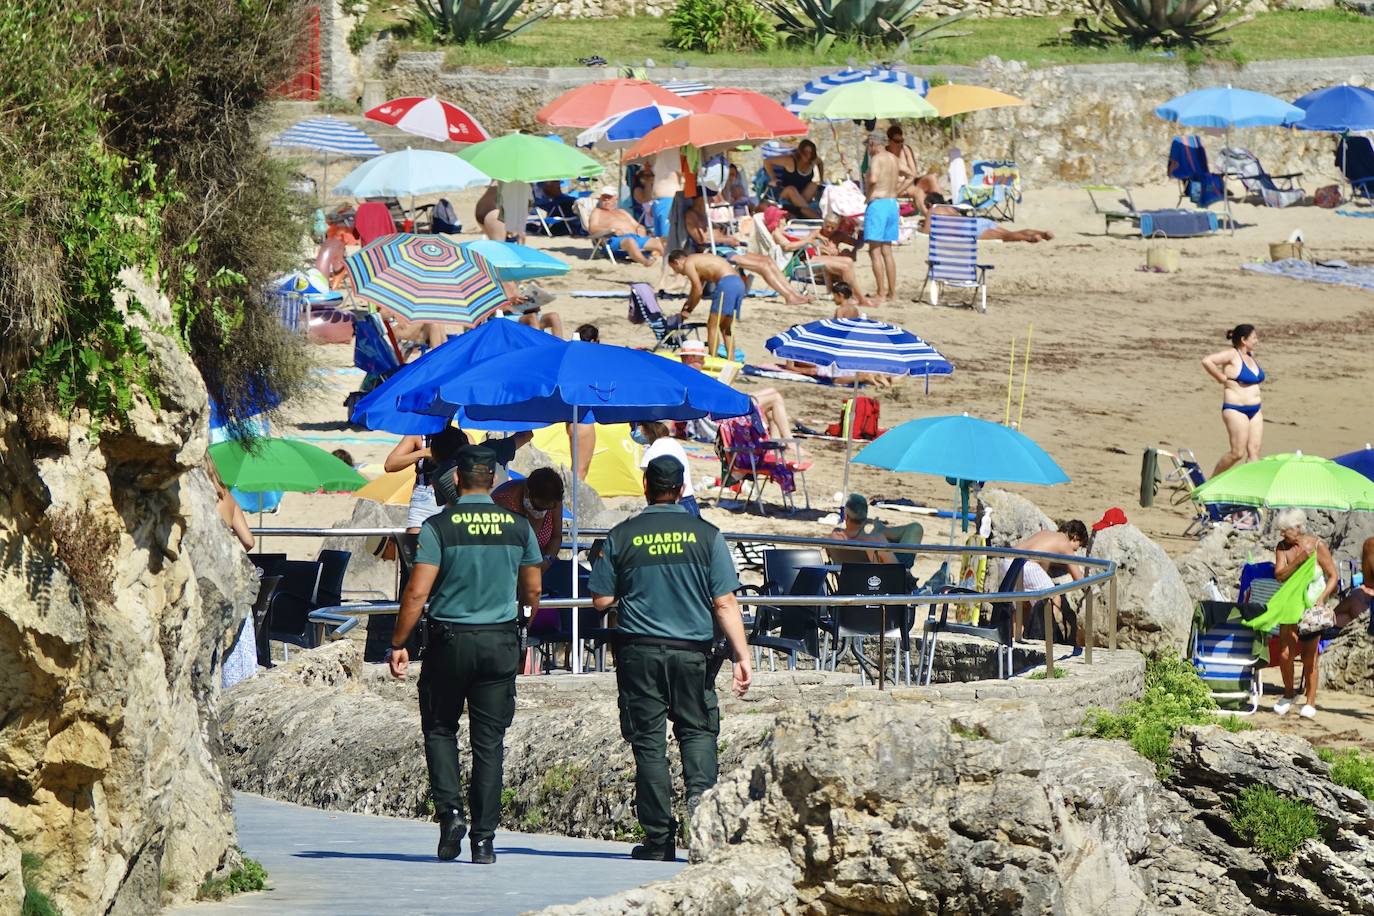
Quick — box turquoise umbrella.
[854,413,1068,533]
[460,240,570,281]
[332,148,490,212]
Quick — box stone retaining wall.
[383,52,1374,186]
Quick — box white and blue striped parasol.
[576,103,692,149]
[660,79,712,97]
[765,317,953,377]
[270,116,384,158]
[785,67,930,118]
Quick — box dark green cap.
[455,444,497,474]
[645,454,684,491]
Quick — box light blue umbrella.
[1294,85,1374,133]
[460,240,570,281]
[855,413,1068,533]
[1154,86,1304,129]
[766,317,955,497]
[333,148,490,210]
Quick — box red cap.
[1092,507,1128,531]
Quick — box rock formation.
[1090,524,1193,655]
[0,271,256,912]
[981,487,1053,545]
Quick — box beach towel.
[1241,258,1374,293]
[1336,208,1374,219]
[742,364,835,385]
[1245,555,1315,632]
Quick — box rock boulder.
[981,487,1053,546]
[1090,523,1194,655]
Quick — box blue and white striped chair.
[1191,601,1264,715]
[921,214,993,313]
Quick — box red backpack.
[825,395,884,440]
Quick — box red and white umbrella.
[365,96,490,144]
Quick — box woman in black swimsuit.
[765,139,824,218]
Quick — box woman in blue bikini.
[1202,323,1265,476]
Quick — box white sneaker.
[1274,698,1292,716]
[1300,704,1317,719]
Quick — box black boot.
[631,839,676,861]
[470,837,496,865]
[437,811,466,861]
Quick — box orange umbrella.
[536,79,686,129]
[624,113,775,160]
[686,88,809,138]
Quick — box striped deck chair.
[1191,601,1264,714]
[921,214,993,312]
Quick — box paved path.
[170,793,683,915]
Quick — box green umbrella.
[209,438,366,493]
[456,133,605,183]
[799,80,939,121]
[1191,452,1374,511]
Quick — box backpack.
[825,395,884,440]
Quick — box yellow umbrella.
[925,84,1025,118]
[355,467,416,506]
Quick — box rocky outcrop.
[1177,524,1268,601]
[0,833,21,916]
[1090,524,1193,655]
[1321,620,1374,697]
[981,487,1053,546]
[321,497,406,599]
[542,703,1374,915]
[0,270,255,912]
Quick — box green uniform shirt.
[417,494,541,624]
[590,504,739,642]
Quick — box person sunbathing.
[922,194,1054,243]
[762,208,874,307]
[678,341,799,443]
[686,196,746,250]
[587,187,664,266]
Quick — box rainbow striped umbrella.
[345,233,506,326]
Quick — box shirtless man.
[1009,520,1088,640]
[475,184,505,241]
[668,250,748,362]
[650,150,684,241]
[587,187,664,267]
[923,194,1055,243]
[887,124,942,216]
[863,131,901,303]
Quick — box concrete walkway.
[170,793,683,915]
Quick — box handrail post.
[1108,575,1118,651]
[1043,599,1054,678]
[1083,586,1094,665]
[878,606,886,691]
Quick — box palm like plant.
[1075,0,1248,46]
[765,0,970,50]
[414,0,552,44]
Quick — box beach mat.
[1241,258,1374,292]
[1336,208,1374,219]
[571,288,779,299]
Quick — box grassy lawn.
[369,10,1374,71]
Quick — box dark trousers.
[417,626,519,841]
[615,643,720,847]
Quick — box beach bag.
[1314,184,1342,209]
[1146,244,1180,272]
[825,396,883,440]
[1268,240,1307,262]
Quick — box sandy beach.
[269,177,1373,558]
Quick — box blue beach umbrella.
[576,103,692,150]
[766,317,955,497]
[1293,85,1374,133]
[404,341,752,667]
[271,117,384,158]
[460,240,571,281]
[350,319,563,434]
[1154,86,1304,130]
[855,413,1068,533]
[1333,444,1374,484]
[785,67,930,117]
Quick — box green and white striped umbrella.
[1191,452,1374,511]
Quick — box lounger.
[628,282,704,351]
[1218,148,1305,208]
[750,214,824,293]
[1084,186,1218,238]
[956,160,1021,222]
[1168,136,1235,233]
[920,214,993,312]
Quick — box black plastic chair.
[315,549,351,609]
[916,557,1026,685]
[250,552,287,576]
[749,565,829,671]
[263,560,323,661]
[829,563,912,685]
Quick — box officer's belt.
[616,633,712,653]
[427,618,517,633]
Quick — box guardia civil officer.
[589,455,751,861]
[388,445,542,864]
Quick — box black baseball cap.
[455,444,497,474]
[644,455,684,491]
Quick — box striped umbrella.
[660,79,712,97]
[766,317,953,496]
[345,233,506,327]
[785,67,930,117]
[270,116,383,204]
[576,104,691,149]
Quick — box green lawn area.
[370,10,1374,71]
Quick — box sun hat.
[597,186,617,198]
[678,340,707,357]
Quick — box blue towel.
[1139,209,1217,238]
[1242,258,1374,292]
[1336,208,1374,219]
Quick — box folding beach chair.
[627,282,704,351]
[750,214,824,293]
[920,214,993,312]
[715,407,808,515]
[529,181,583,237]
[351,310,404,385]
[1218,148,1305,208]
[955,160,1021,222]
[1144,446,1258,537]
[1336,136,1374,203]
[573,196,618,263]
[1191,601,1264,714]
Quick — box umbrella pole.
[840,378,857,499]
[570,405,581,675]
[960,479,970,534]
[1016,324,1032,430]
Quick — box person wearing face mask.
[491,467,565,569]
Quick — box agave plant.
[413,0,552,44]
[1072,0,1248,47]
[764,0,970,50]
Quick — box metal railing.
[262,524,1119,684]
